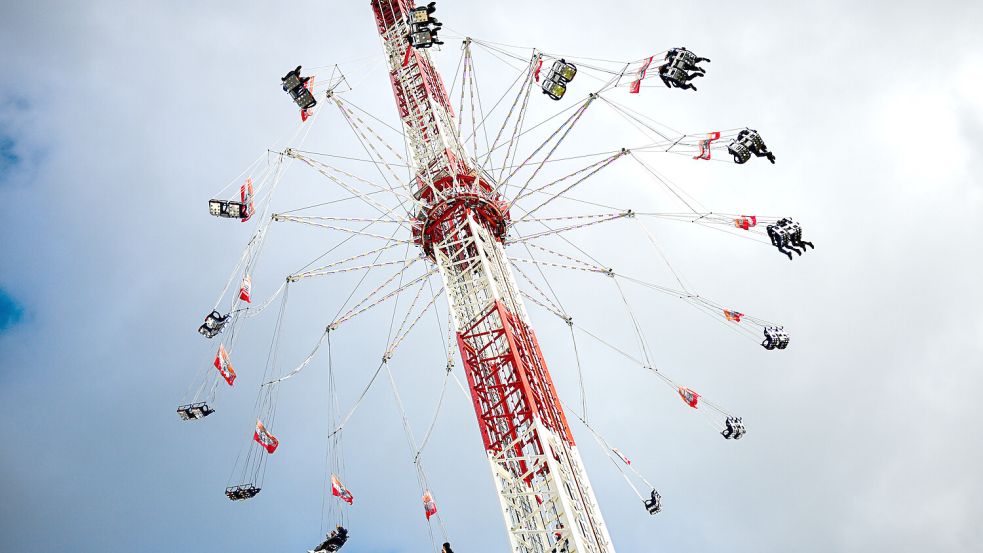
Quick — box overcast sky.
[1,1,982,552]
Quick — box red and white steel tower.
[371,2,615,551]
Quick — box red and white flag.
[331,474,354,505]
[422,490,438,520]
[693,131,721,160]
[300,78,315,122]
[723,310,744,323]
[214,344,236,386]
[239,275,252,303]
[630,56,654,94]
[613,447,632,466]
[253,420,279,454]
[534,59,543,82]
[678,386,700,409]
[733,215,757,230]
[240,178,255,222]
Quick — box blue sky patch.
[0,288,24,331]
[0,135,19,179]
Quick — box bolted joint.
[624,209,635,218]
[604,268,616,278]
[563,315,574,327]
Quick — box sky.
[1,1,982,552]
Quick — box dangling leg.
[748,147,777,164]
[777,246,793,260]
[679,61,706,74]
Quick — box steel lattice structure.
[373,1,614,551]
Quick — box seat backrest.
[729,141,751,163]
[283,73,302,91]
[665,66,687,81]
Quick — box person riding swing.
[313,526,349,552]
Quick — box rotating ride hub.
[411,173,511,259]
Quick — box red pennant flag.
[534,59,543,82]
[253,420,279,454]
[331,474,354,505]
[613,447,632,465]
[239,178,254,222]
[300,77,315,122]
[723,310,744,323]
[422,490,438,520]
[239,275,252,303]
[733,215,758,230]
[214,344,236,386]
[677,387,700,409]
[693,132,721,160]
[402,45,413,67]
[630,56,654,94]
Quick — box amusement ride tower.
[371,1,615,551]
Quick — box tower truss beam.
[370,2,615,551]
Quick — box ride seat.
[225,484,261,501]
[208,199,248,219]
[177,402,215,420]
[728,140,751,164]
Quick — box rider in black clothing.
[314,526,349,552]
[658,63,702,91]
[667,47,710,64]
[666,47,710,75]
[737,128,776,164]
[767,224,795,260]
[644,489,662,514]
